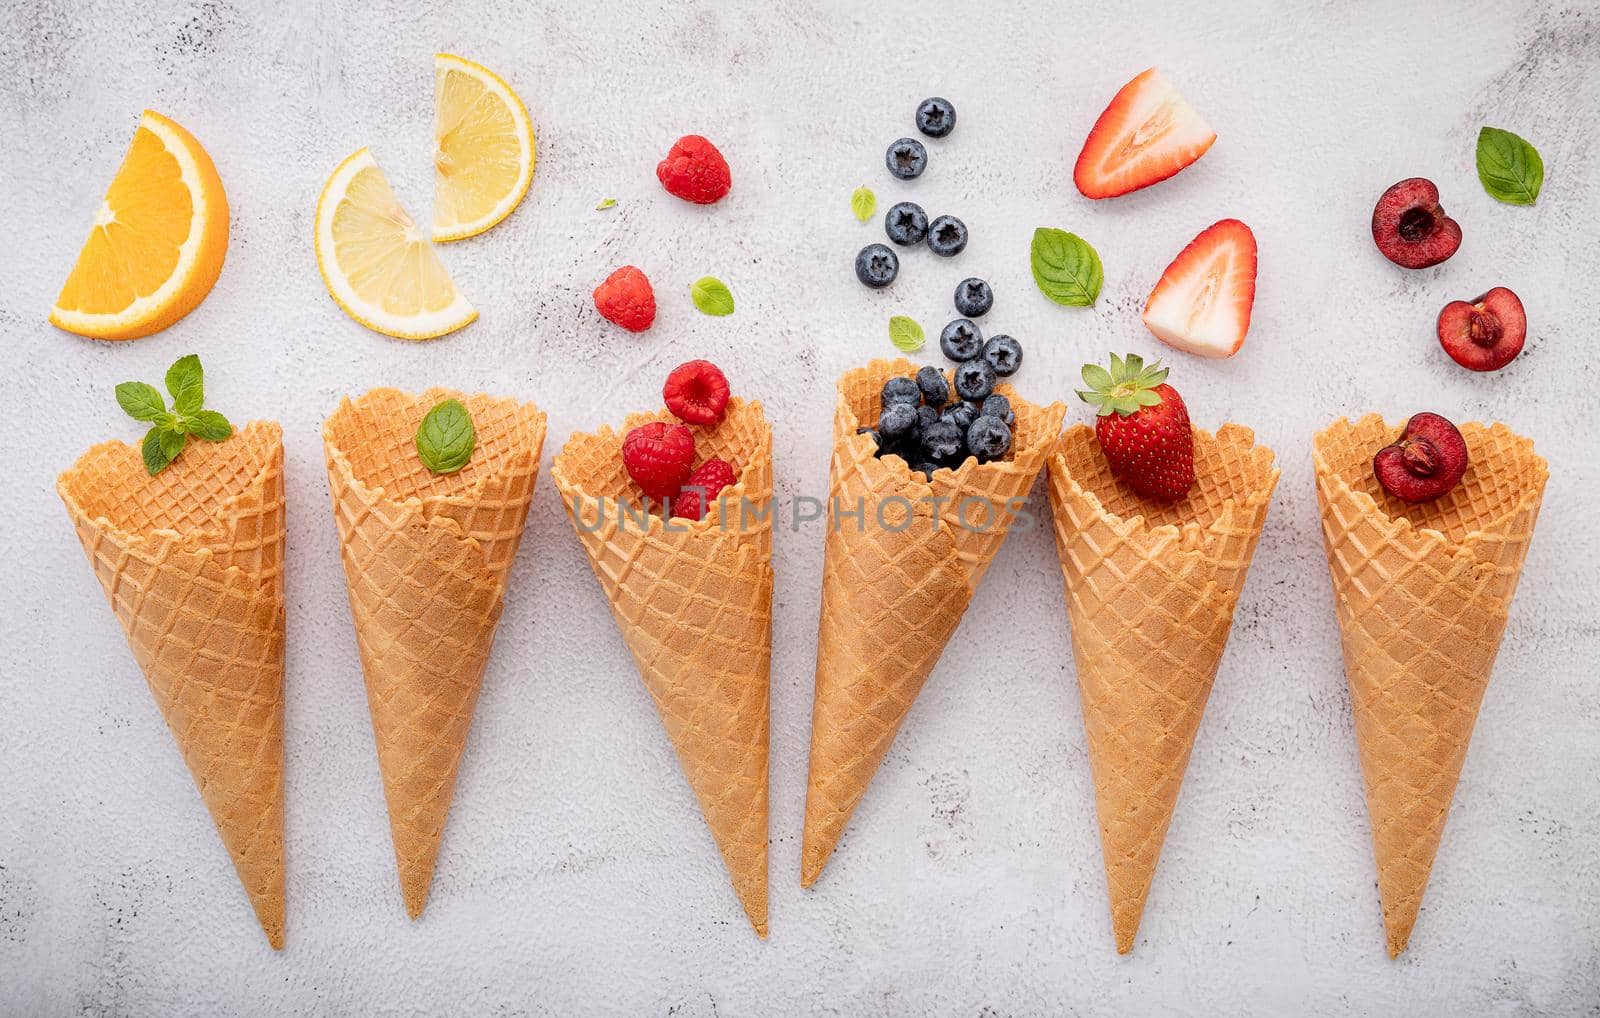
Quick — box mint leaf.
[415,399,475,474]
[141,428,174,475]
[159,426,187,461]
[116,382,166,422]
[184,409,233,442]
[1476,127,1543,205]
[1031,228,1103,307]
[690,276,735,316]
[850,186,877,224]
[888,315,925,352]
[165,354,204,414]
[595,198,617,210]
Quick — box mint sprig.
[1475,126,1544,206]
[690,276,735,316]
[116,354,233,475]
[415,399,475,474]
[1031,227,1103,307]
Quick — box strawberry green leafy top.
[1077,353,1170,417]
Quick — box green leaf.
[1080,364,1113,390]
[184,409,233,442]
[116,382,166,422]
[888,315,925,353]
[141,428,175,475]
[415,399,475,475]
[165,355,204,414]
[1031,228,1103,307]
[690,276,735,317]
[850,185,877,224]
[595,198,617,210]
[1476,127,1543,205]
[159,426,187,461]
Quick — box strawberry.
[656,135,732,205]
[671,457,739,521]
[663,360,731,425]
[1142,219,1257,359]
[1073,68,1216,200]
[594,266,656,332]
[1077,354,1195,502]
[621,421,695,500]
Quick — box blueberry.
[916,404,939,433]
[939,318,983,361]
[920,420,964,461]
[878,401,918,439]
[927,215,967,257]
[980,394,1013,426]
[967,415,1013,462]
[954,358,996,401]
[981,334,1023,376]
[884,202,928,246]
[881,376,921,406]
[885,138,927,180]
[915,97,956,139]
[855,244,898,288]
[940,400,980,432]
[915,365,950,406]
[953,277,993,317]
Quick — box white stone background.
[2,0,1597,1014]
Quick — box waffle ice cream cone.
[1314,415,1546,957]
[324,388,545,919]
[1048,423,1278,953]
[551,398,773,935]
[58,422,287,948]
[801,359,1066,887]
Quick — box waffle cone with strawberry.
[801,358,1066,887]
[1314,414,1546,957]
[1051,355,1279,953]
[551,362,773,935]
[324,388,546,919]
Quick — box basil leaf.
[185,409,234,442]
[1476,127,1543,205]
[141,428,174,475]
[850,186,877,224]
[415,399,475,474]
[1031,228,1103,306]
[690,276,735,316]
[165,355,204,414]
[888,315,925,352]
[116,382,167,422]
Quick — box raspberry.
[594,266,656,332]
[662,360,731,425]
[671,458,739,522]
[656,135,732,205]
[621,421,695,500]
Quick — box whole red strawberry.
[656,135,732,205]
[663,360,731,425]
[671,457,739,521]
[622,421,695,500]
[1077,353,1195,502]
[594,266,656,332]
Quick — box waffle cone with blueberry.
[58,422,288,948]
[801,358,1065,887]
[1048,421,1278,953]
[551,397,774,936]
[1314,415,1545,958]
[324,388,545,919]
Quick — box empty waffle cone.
[58,422,287,949]
[324,388,545,919]
[1314,415,1546,958]
[1049,423,1278,953]
[801,358,1066,887]
[551,398,773,935]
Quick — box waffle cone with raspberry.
[1048,423,1279,953]
[801,359,1066,887]
[551,398,773,935]
[58,422,287,948]
[324,389,545,919]
[1314,415,1546,957]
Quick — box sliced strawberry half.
[1074,68,1217,199]
[1142,219,1257,359]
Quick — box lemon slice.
[314,148,477,340]
[432,53,535,242]
[51,110,229,341]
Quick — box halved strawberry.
[1142,219,1257,359]
[1074,68,1216,199]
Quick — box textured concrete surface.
[2,1,1598,1014]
